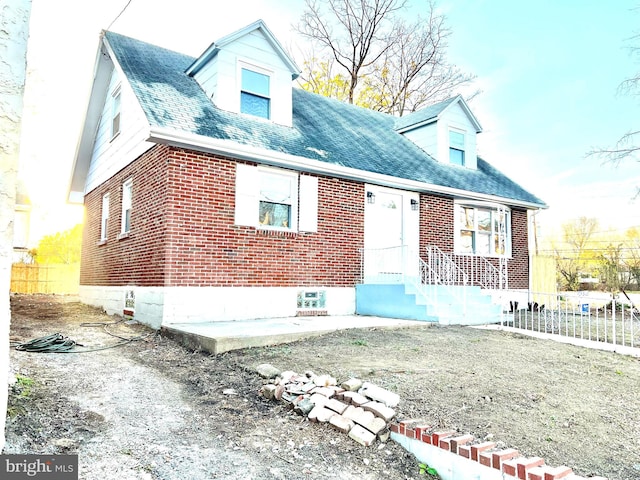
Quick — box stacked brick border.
[390,419,608,480]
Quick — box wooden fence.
[10,263,80,295]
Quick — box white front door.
[363,185,419,283]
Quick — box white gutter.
[148,126,546,210]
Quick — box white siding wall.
[79,285,356,328]
[193,29,294,126]
[85,69,154,194]
[437,103,478,169]
[402,123,438,159]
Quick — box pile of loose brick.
[257,363,398,447]
[257,364,610,480]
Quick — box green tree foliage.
[295,0,475,116]
[33,223,82,264]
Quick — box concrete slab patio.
[161,315,429,355]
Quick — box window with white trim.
[456,204,510,256]
[259,170,294,228]
[121,179,132,234]
[240,67,270,119]
[235,164,318,232]
[100,193,110,240]
[111,86,121,139]
[449,130,465,166]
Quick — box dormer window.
[449,130,465,166]
[241,67,270,119]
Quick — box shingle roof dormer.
[185,20,300,127]
[395,95,483,169]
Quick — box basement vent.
[124,290,135,318]
[296,290,326,310]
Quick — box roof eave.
[185,19,300,79]
[67,36,113,204]
[445,95,483,133]
[148,126,546,210]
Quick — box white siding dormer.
[187,20,300,127]
[396,95,482,170]
[436,103,479,170]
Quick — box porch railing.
[359,245,467,316]
[424,245,507,291]
[424,245,469,286]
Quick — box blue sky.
[20,0,639,241]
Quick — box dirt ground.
[4,295,640,480]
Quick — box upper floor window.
[121,179,132,234]
[111,86,121,139]
[449,130,465,166]
[240,68,270,119]
[100,193,110,240]
[456,204,510,256]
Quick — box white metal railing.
[424,245,507,290]
[450,252,508,290]
[359,245,414,284]
[359,245,467,317]
[497,290,640,350]
[414,252,467,317]
[425,245,469,287]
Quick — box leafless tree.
[588,32,640,173]
[295,0,475,115]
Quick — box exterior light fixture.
[410,198,419,211]
[366,191,375,204]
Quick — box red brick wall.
[508,208,529,289]
[417,193,530,289]
[82,146,364,287]
[81,145,529,289]
[419,194,455,252]
[81,145,170,286]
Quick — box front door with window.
[363,186,419,283]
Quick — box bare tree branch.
[295,0,473,113]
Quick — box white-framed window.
[121,179,132,234]
[240,66,271,119]
[235,164,318,232]
[456,203,511,256]
[259,170,296,228]
[100,193,110,240]
[111,86,121,139]
[449,129,465,166]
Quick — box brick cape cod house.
[68,20,546,329]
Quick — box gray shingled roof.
[393,97,457,132]
[106,31,545,208]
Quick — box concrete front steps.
[356,283,502,325]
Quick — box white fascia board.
[148,126,544,210]
[444,95,483,133]
[68,39,112,203]
[68,35,152,203]
[394,117,438,134]
[186,19,300,79]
